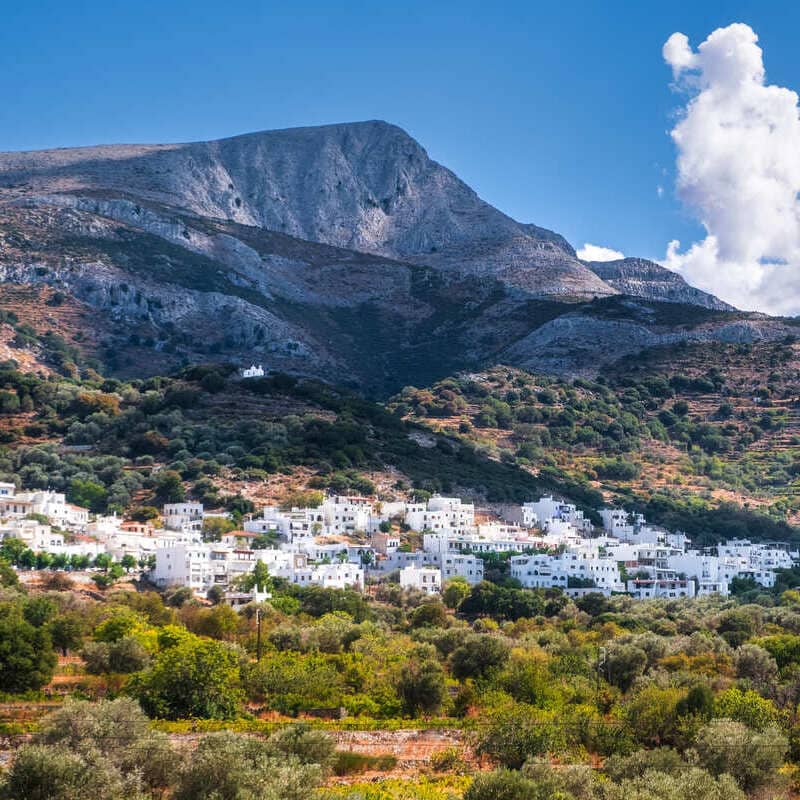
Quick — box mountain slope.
[0,121,787,391]
[0,121,620,298]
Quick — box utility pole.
[255,608,262,661]
[596,646,607,708]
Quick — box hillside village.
[1,483,795,604]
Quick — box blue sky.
[2,0,798,264]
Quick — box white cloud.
[577,243,625,262]
[661,23,800,315]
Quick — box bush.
[472,705,563,769]
[81,641,111,674]
[131,635,243,719]
[30,698,178,797]
[174,731,323,800]
[0,605,57,692]
[692,718,788,791]
[107,636,151,673]
[266,724,335,770]
[397,658,447,716]
[602,767,746,800]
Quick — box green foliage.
[713,687,779,730]
[442,577,471,610]
[693,718,788,791]
[463,768,540,800]
[0,603,57,692]
[68,477,107,512]
[397,658,447,716]
[173,730,324,800]
[472,705,564,769]
[130,635,244,719]
[459,581,547,620]
[0,699,180,800]
[450,635,510,681]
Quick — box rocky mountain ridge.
[0,121,788,391]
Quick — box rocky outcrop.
[585,257,732,310]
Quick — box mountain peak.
[586,257,733,311]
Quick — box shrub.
[131,636,243,719]
[174,731,323,800]
[692,718,788,791]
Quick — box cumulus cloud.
[577,243,625,262]
[661,23,800,315]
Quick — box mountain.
[0,121,790,392]
[585,257,734,311]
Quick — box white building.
[627,576,696,599]
[242,364,265,378]
[322,495,372,534]
[153,542,211,590]
[422,533,484,584]
[400,565,442,595]
[162,502,204,533]
[405,496,475,534]
[510,549,624,594]
[0,519,64,552]
[522,496,592,534]
[310,562,364,590]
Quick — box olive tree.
[692,718,787,791]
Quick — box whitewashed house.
[400,565,441,595]
[162,502,204,533]
[322,495,372,534]
[153,542,211,589]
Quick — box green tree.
[693,718,788,791]
[676,684,714,720]
[409,600,448,628]
[202,516,237,541]
[473,704,563,769]
[120,554,138,572]
[23,596,57,627]
[0,557,19,588]
[154,470,185,503]
[606,643,648,692]
[49,613,85,657]
[266,723,335,770]
[130,505,160,522]
[131,635,244,719]
[69,478,108,512]
[450,635,510,681]
[397,658,447,716]
[442,577,471,609]
[107,637,151,673]
[713,687,778,731]
[733,643,778,685]
[0,604,57,692]
[81,642,111,674]
[716,610,755,648]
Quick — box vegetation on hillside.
[3,570,800,798]
[392,339,800,541]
